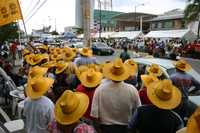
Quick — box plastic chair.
[0,107,24,133]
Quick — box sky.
[19,0,187,33]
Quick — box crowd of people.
[15,42,200,133]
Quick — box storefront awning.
[110,31,144,39]
[145,29,195,38]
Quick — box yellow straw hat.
[141,75,159,87]
[28,66,48,79]
[187,107,200,133]
[25,53,34,64]
[72,48,77,53]
[50,53,62,61]
[26,77,54,99]
[103,58,129,81]
[80,47,93,57]
[62,48,76,61]
[55,62,69,74]
[80,68,103,88]
[125,59,138,76]
[146,64,163,77]
[29,54,44,66]
[41,61,57,68]
[147,79,181,110]
[55,90,89,125]
[36,45,48,51]
[22,49,31,57]
[76,65,89,79]
[174,60,191,72]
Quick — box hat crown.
[31,79,45,92]
[33,55,41,61]
[155,80,173,101]
[82,48,89,53]
[177,62,186,69]
[111,59,125,75]
[86,69,96,81]
[59,91,80,114]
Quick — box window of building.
[158,22,162,29]
[151,22,158,29]
[164,21,173,29]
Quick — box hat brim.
[26,78,54,99]
[141,75,158,87]
[187,108,200,133]
[174,62,192,72]
[147,81,182,110]
[80,50,93,57]
[146,67,163,77]
[55,92,89,125]
[80,71,102,88]
[125,64,137,76]
[28,67,48,79]
[55,64,68,74]
[103,63,130,81]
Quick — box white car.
[133,57,200,106]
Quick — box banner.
[0,0,22,26]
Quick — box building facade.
[94,9,123,32]
[149,9,186,31]
[112,12,156,33]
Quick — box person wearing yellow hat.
[124,59,138,86]
[74,47,98,67]
[91,58,141,133]
[139,75,159,105]
[170,59,200,120]
[24,76,55,133]
[48,90,97,133]
[76,68,103,121]
[176,107,200,133]
[146,64,163,77]
[128,79,184,133]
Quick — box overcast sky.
[19,0,187,33]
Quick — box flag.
[0,0,22,26]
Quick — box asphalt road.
[95,50,200,74]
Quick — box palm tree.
[184,0,200,38]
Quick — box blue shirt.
[170,71,200,99]
[74,56,98,67]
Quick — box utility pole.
[83,0,91,47]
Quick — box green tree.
[51,30,59,35]
[0,22,19,43]
[184,0,200,38]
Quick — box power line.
[25,0,41,19]
[25,0,48,23]
[23,0,34,15]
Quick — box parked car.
[133,57,200,112]
[92,42,114,56]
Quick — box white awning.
[93,32,115,38]
[110,31,143,39]
[78,31,144,39]
[145,29,194,38]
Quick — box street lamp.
[135,3,144,31]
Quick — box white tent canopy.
[110,31,143,39]
[77,31,144,39]
[145,29,197,40]
[93,32,115,38]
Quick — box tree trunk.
[198,20,200,39]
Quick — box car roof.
[133,57,175,70]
